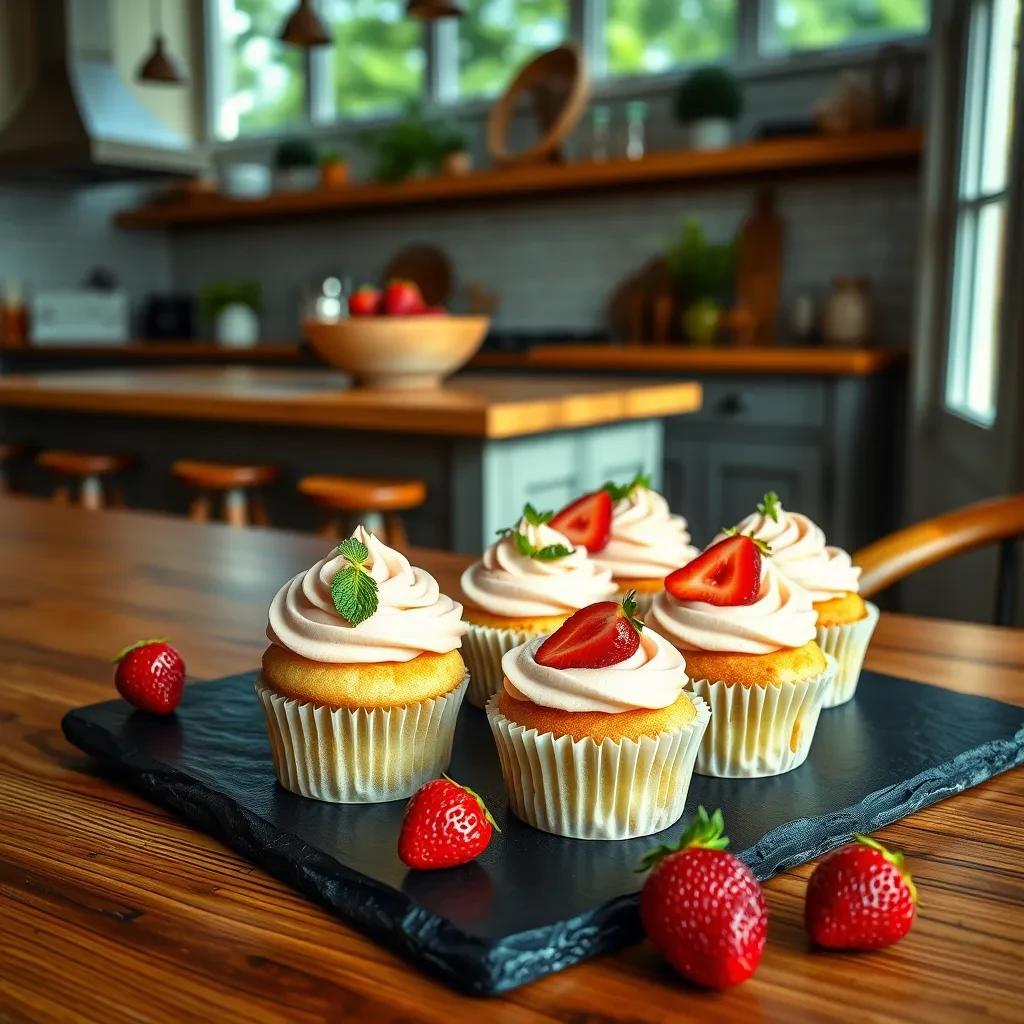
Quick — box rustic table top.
[0,498,1021,1024]
[0,368,702,439]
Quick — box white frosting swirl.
[267,526,467,663]
[590,487,698,578]
[460,517,616,617]
[713,504,861,601]
[501,628,687,713]
[648,557,817,654]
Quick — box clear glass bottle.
[625,100,648,161]
[590,105,612,162]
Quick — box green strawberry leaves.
[721,526,773,555]
[497,503,574,561]
[602,471,652,502]
[637,806,730,872]
[112,638,168,664]
[621,590,645,634]
[331,537,379,626]
[757,490,781,522]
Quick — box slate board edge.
[61,681,1024,997]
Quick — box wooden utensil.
[734,188,782,346]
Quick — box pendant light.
[406,0,465,18]
[279,0,333,47]
[137,0,187,85]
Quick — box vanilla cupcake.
[257,526,469,803]
[486,598,710,839]
[715,493,878,707]
[459,504,616,708]
[649,536,835,778]
[586,476,698,613]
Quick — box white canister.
[821,276,872,346]
[687,118,734,150]
[214,303,259,348]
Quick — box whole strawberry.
[114,639,185,714]
[398,776,498,870]
[805,834,917,949]
[640,807,766,988]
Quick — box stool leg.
[383,512,408,549]
[188,493,211,523]
[250,492,270,527]
[223,487,249,528]
[107,482,125,509]
[52,483,70,506]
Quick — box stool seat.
[298,475,427,511]
[37,450,132,477]
[171,460,279,490]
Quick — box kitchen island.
[0,367,701,550]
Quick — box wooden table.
[1,499,1021,1024]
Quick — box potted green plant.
[319,147,349,189]
[674,67,743,150]
[200,280,262,349]
[274,137,318,191]
[436,126,472,176]
[359,116,439,184]
[664,221,737,346]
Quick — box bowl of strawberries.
[304,279,490,390]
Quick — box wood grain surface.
[0,498,1021,1024]
[0,369,702,439]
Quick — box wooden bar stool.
[37,450,132,509]
[0,442,26,493]
[172,459,279,528]
[298,475,427,547]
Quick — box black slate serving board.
[62,670,1024,995]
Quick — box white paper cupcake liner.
[255,674,468,803]
[686,654,836,778]
[485,692,711,840]
[462,622,545,708]
[817,602,880,708]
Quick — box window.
[763,0,930,55]
[323,0,425,118]
[945,0,1019,426]
[458,0,566,99]
[216,0,305,140]
[604,0,736,76]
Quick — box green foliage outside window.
[767,0,929,52]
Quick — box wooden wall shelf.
[115,129,923,230]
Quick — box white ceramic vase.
[687,118,733,150]
[215,303,259,349]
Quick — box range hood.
[0,0,205,181]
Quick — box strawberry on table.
[535,591,644,669]
[348,285,381,316]
[664,534,764,606]
[549,490,613,552]
[398,776,499,870]
[640,807,767,988]
[382,278,425,316]
[113,639,185,714]
[805,834,918,950]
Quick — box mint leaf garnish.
[331,537,378,625]
[522,502,553,526]
[602,471,652,502]
[532,543,574,560]
[756,491,781,522]
[513,531,534,557]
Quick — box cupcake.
[648,534,836,778]
[459,503,616,708]
[714,492,878,707]
[257,526,469,803]
[486,594,710,840]
[550,473,698,615]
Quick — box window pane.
[980,0,1021,194]
[323,0,424,118]
[458,0,566,99]
[605,0,735,77]
[218,0,305,139]
[765,0,929,54]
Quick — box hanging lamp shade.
[137,35,186,85]
[406,0,465,19]
[279,0,333,46]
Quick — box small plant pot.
[320,162,349,189]
[682,299,722,347]
[441,151,473,176]
[686,118,734,150]
[215,303,259,349]
[275,167,319,192]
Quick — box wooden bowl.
[304,316,490,390]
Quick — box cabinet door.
[663,438,711,544]
[704,441,826,534]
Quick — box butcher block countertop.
[0,368,702,439]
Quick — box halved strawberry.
[535,592,643,669]
[664,535,762,606]
[550,490,613,552]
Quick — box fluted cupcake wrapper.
[462,623,546,708]
[485,693,711,840]
[686,654,836,778]
[255,674,468,804]
[817,602,880,708]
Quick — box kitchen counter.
[1,497,1021,1024]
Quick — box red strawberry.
[550,490,613,552]
[348,285,381,316]
[640,807,767,989]
[113,639,185,714]
[398,776,498,870]
[805,834,917,950]
[664,534,762,606]
[382,278,425,316]
[535,592,643,669]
